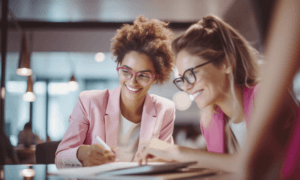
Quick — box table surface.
[1,164,239,180]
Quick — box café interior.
[1,0,300,179]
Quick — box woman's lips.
[125,84,142,93]
[190,90,204,101]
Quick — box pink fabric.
[282,110,300,179]
[55,85,175,167]
[200,85,300,178]
[200,85,259,153]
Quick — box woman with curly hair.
[55,15,175,167]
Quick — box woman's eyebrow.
[139,70,152,73]
[122,65,152,73]
[122,65,132,69]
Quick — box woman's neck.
[120,93,145,124]
[216,85,245,123]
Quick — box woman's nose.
[128,74,139,84]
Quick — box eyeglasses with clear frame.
[173,61,213,91]
[116,66,156,86]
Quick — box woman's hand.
[138,138,242,172]
[137,138,181,165]
[77,144,116,166]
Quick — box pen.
[96,136,112,151]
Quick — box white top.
[117,113,141,162]
[229,120,247,146]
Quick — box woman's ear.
[222,59,232,74]
[225,66,232,74]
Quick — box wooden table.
[1,164,239,180]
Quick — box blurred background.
[1,0,300,157]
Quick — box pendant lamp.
[68,53,78,91]
[68,75,78,91]
[16,33,32,76]
[23,76,36,102]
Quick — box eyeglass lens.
[175,70,196,89]
[118,68,152,85]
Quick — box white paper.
[50,162,165,177]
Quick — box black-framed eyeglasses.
[173,61,213,91]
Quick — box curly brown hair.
[111,15,174,84]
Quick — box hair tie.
[200,17,213,29]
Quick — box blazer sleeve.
[55,92,90,168]
[158,102,175,144]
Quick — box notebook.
[99,161,197,176]
[50,161,197,177]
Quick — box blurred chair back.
[35,141,61,164]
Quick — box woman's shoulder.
[79,86,121,100]
[244,84,260,91]
[77,90,111,109]
[79,89,110,100]
[243,84,260,98]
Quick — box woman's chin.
[195,102,205,109]
[195,100,210,110]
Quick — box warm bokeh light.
[21,169,35,177]
[16,68,32,76]
[172,91,192,111]
[95,52,105,62]
[68,81,78,91]
[23,92,36,102]
[1,87,5,99]
[0,169,4,179]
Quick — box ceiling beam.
[4,21,194,30]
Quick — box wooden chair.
[35,141,61,164]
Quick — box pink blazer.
[55,85,175,167]
[200,85,259,153]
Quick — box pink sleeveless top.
[199,84,300,178]
[282,110,300,179]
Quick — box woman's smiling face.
[175,50,230,109]
[119,51,157,101]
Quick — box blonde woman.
[138,15,289,172]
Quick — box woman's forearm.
[177,147,239,173]
[242,0,300,178]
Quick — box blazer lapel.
[138,94,157,149]
[104,85,121,147]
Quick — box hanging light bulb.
[17,33,32,76]
[68,75,78,91]
[21,168,35,179]
[23,76,36,102]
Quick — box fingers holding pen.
[79,144,116,166]
[91,144,115,157]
